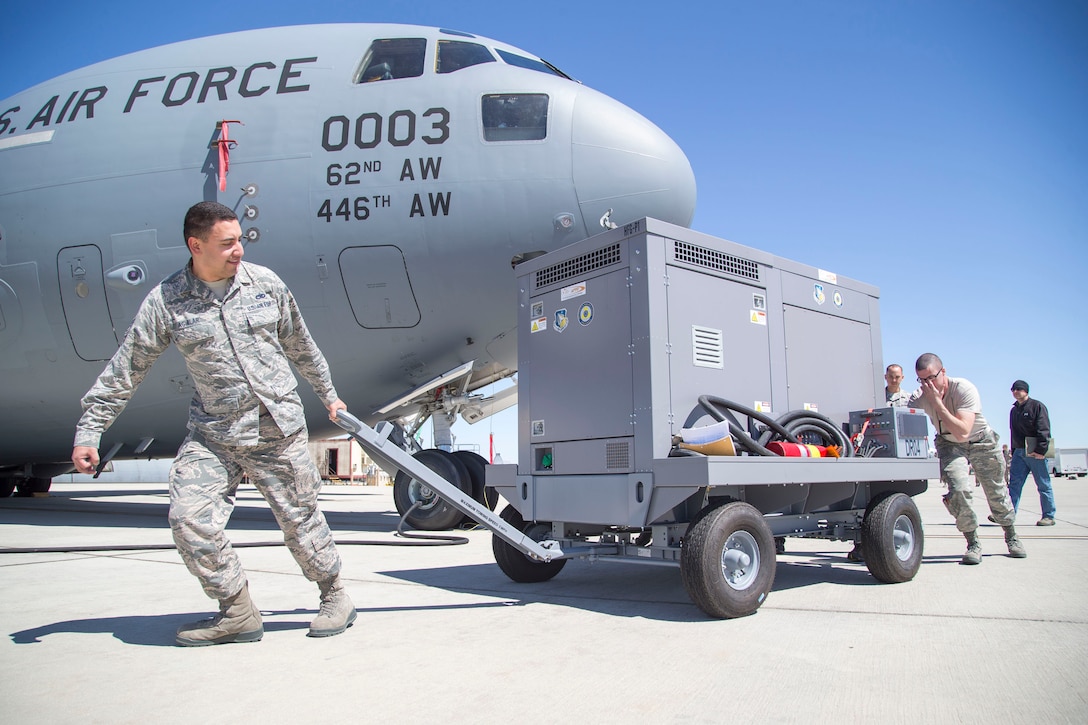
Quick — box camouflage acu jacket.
[886,388,912,407]
[75,261,338,448]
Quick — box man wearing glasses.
[908,353,1026,565]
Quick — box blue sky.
[3,1,1086,459]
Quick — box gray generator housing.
[491,218,933,529]
[519,217,883,471]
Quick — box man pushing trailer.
[907,354,1026,565]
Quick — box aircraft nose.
[571,89,696,232]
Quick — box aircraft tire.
[492,505,566,583]
[450,450,496,527]
[861,492,923,584]
[0,479,15,498]
[393,449,472,531]
[680,501,775,619]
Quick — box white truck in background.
[1047,448,1088,478]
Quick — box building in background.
[308,436,390,486]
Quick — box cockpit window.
[482,94,549,142]
[436,40,495,74]
[357,38,427,83]
[495,49,569,78]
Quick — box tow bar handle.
[333,411,563,562]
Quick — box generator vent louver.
[605,441,631,469]
[535,243,622,289]
[692,325,724,369]
[673,240,760,281]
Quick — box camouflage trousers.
[936,428,1015,533]
[168,415,341,601]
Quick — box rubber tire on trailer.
[860,492,924,584]
[852,489,893,556]
[680,501,776,619]
[450,451,496,527]
[393,449,473,531]
[15,477,52,497]
[0,480,15,498]
[492,504,566,583]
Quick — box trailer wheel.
[861,492,923,583]
[492,505,566,583]
[393,450,472,531]
[15,477,51,497]
[680,502,776,619]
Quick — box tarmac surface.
[2,475,1086,724]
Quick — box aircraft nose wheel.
[405,480,439,511]
[392,450,473,530]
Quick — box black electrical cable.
[674,395,853,457]
[0,500,470,555]
[768,408,852,453]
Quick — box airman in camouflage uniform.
[884,364,911,407]
[908,353,1026,564]
[72,201,356,645]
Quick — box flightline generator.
[485,218,938,618]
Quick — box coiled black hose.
[675,395,853,457]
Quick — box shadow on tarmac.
[377,550,943,623]
[0,495,403,534]
[10,613,214,647]
[381,562,711,622]
[4,550,1005,644]
[7,602,516,647]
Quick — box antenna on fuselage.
[599,208,617,230]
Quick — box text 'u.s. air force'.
[0,58,317,134]
[1,56,456,222]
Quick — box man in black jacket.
[1008,380,1056,526]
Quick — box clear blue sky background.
[3,1,1086,461]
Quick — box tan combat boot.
[1004,525,1027,558]
[308,576,356,637]
[961,530,982,565]
[176,582,264,646]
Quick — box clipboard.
[1025,437,1056,458]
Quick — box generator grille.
[692,325,724,369]
[535,243,622,289]
[605,441,631,469]
[673,240,760,281]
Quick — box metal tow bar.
[333,411,564,562]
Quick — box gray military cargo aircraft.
[0,24,696,504]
